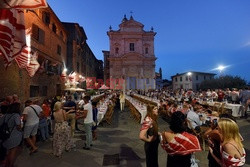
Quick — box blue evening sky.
[48,0,250,82]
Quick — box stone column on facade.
[153,78,156,89]
[126,76,130,90]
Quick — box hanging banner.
[0,0,47,9]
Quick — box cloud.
[242,41,250,47]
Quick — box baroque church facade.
[103,15,157,90]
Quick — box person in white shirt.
[119,92,125,111]
[22,100,43,154]
[187,108,202,132]
[82,96,93,150]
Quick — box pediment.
[119,19,144,28]
[121,52,146,59]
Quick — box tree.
[199,75,246,90]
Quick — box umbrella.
[64,87,85,92]
[99,85,110,90]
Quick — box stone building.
[171,71,216,91]
[104,15,157,90]
[62,22,103,82]
[0,6,67,102]
[62,22,87,75]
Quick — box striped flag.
[15,27,40,77]
[0,0,47,9]
[15,28,31,68]
[0,8,26,67]
[26,51,40,77]
[0,0,47,68]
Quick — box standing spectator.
[50,96,59,134]
[22,100,43,154]
[217,89,225,102]
[239,87,250,118]
[0,96,13,114]
[0,103,23,167]
[63,96,77,137]
[160,111,201,167]
[82,96,93,150]
[119,92,125,111]
[92,102,98,140]
[39,99,50,141]
[12,94,20,104]
[231,88,239,104]
[139,105,159,167]
[53,102,73,157]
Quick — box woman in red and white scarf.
[139,105,160,167]
[209,118,246,167]
[160,111,201,167]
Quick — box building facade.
[171,71,216,91]
[63,22,103,81]
[0,6,67,102]
[105,15,157,90]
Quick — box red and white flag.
[0,0,47,68]
[15,28,40,77]
[0,0,47,9]
[0,8,26,67]
[15,28,31,68]
[68,72,76,83]
[26,51,40,77]
[61,70,67,82]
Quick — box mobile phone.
[213,119,218,125]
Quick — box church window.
[145,47,148,54]
[52,23,57,33]
[129,43,134,51]
[115,47,119,54]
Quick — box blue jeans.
[84,123,92,148]
[39,119,49,140]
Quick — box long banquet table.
[125,95,147,124]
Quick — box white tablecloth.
[97,105,108,125]
[126,96,147,124]
[96,95,113,124]
[133,94,161,107]
[225,103,243,117]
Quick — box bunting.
[0,9,26,67]
[0,0,47,9]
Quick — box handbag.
[29,106,46,126]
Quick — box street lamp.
[217,65,225,73]
[187,72,192,90]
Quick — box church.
[103,15,157,90]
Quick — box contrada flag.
[0,0,47,9]
[0,9,26,67]
[26,51,40,77]
[15,28,32,68]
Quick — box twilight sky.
[48,0,250,82]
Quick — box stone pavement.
[15,107,250,167]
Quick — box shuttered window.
[32,24,45,44]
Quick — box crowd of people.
[0,91,111,167]
[0,86,249,167]
[137,87,249,167]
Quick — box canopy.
[99,85,110,90]
[64,87,85,92]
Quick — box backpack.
[0,114,15,142]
